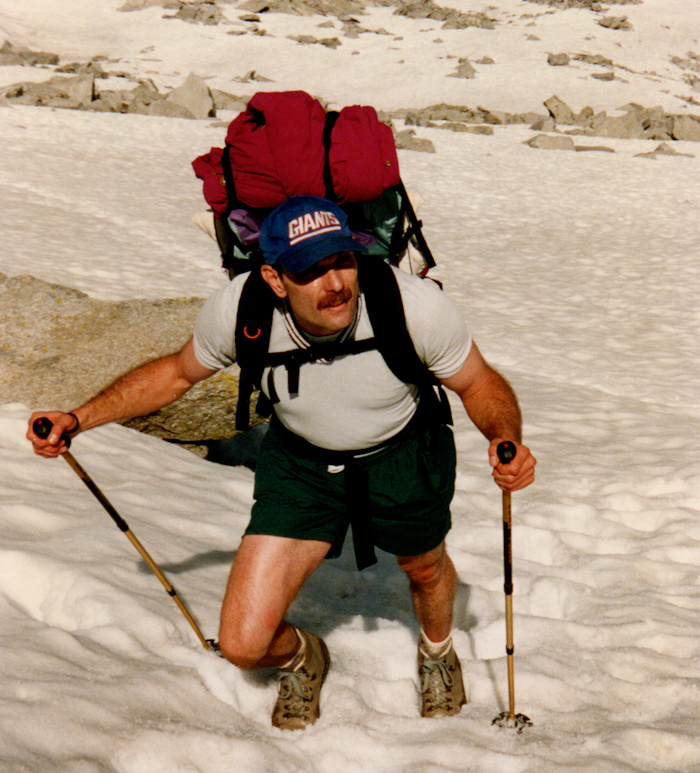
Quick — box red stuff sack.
[328,105,400,204]
[190,91,437,278]
[192,91,402,216]
[224,91,327,209]
[191,148,228,216]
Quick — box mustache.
[318,288,353,309]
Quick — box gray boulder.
[672,115,700,142]
[618,104,673,140]
[525,134,576,150]
[142,99,198,118]
[119,0,171,9]
[0,40,59,66]
[598,16,632,31]
[574,106,596,128]
[512,111,547,125]
[165,72,216,119]
[591,110,645,139]
[124,79,163,113]
[0,273,201,410]
[634,142,695,160]
[211,89,247,113]
[448,59,477,79]
[441,123,494,135]
[544,95,576,124]
[1,74,95,109]
[573,53,614,68]
[56,60,107,78]
[289,34,342,48]
[393,129,436,153]
[522,1,639,6]
[478,108,509,125]
[573,143,615,153]
[530,116,556,132]
[169,2,223,25]
[547,53,570,67]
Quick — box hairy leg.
[219,534,331,669]
[397,541,457,643]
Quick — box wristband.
[66,412,81,434]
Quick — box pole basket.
[492,712,533,734]
[207,639,224,657]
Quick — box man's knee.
[397,542,452,588]
[217,534,329,668]
[218,620,274,669]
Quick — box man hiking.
[28,195,536,730]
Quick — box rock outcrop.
[523,0,640,8]
[0,273,255,454]
[2,28,699,151]
[393,0,495,29]
[0,40,59,66]
[239,0,366,17]
[540,96,700,141]
[1,70,218,119]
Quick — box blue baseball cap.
[259,196,368,273]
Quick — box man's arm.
[27,337,217,457]
[440,342,536,491]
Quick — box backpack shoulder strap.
[234,267,277,430]
[358,257,430,386]
[358,257,452,425]
[234,259,452,430]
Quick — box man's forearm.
[439,343,534,490]
[460,368,522,444]
[71,353,197,432]
[28,337,217,456]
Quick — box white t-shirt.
[193,267,471,451]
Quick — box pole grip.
[497,440,516,465]
[33,417,54,440]
[33,416,75,448]
[497,442,515,595]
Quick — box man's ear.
[260,264,287,299]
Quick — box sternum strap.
[265,337,380,404]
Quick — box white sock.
[419,629,453,659]
[279,627,307,671]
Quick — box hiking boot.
[418,642,467,718]
[272,630,330,731]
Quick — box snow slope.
[0,1,698,771]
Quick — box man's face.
[261,252,359,336]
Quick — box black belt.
[271,409,430,570]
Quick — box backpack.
[191,90,435,278]
[233,255,452,433]
[191,90,447,437]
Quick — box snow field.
[0,0,698,769]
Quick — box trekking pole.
[33,418,218,654]
[492,440,532,733]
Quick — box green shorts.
[246,421,456,560]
